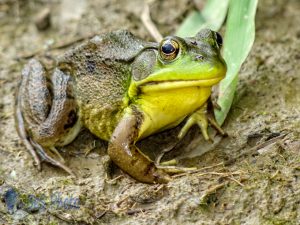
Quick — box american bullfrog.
[15,29,226,183]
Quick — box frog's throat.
[138,78,223,93]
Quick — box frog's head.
[130,29,227,95]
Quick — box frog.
[15,29,227,184]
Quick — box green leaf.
[215,0,258,125]
[176,0,229,37]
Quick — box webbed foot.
[30,140,75,177]
[178,103,225,141]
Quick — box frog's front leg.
[178,103,225,141]
[155,103,225,169]
[15,59,81,175]
[108,113,171,184]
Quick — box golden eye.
[160,39,179,61]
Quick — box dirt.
[0,0,300,224]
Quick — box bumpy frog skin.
[15,29,227,183]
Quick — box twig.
[227,176,244,187]
[171,162,224,178]
[105,175,124,184]
[173,169,244,186]
[141,3,163,42]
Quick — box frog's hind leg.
[15,59,81,176]
[15,99,42,170]
[30,141,75,176]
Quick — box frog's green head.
[129,29,227,94]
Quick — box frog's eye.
[160,39,179,61]
[215,32,223,48]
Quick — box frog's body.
[15,29,226,183]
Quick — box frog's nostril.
[195,55,204,61]
[191,41,197,46]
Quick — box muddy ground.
[0,0,300,224]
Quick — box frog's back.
[58,30,148,140]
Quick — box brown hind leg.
[15,59,81,176]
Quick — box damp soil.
[0,0,300,224]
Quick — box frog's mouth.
[139,77,223,92]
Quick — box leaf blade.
[176,0,229,37]
[215,0,258,125]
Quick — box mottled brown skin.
[16,29,226,183]
[18,61,78,146]
[15,60,80,175]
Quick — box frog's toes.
[178,109,211,141]
[159,159,178,166]
[211,99,222,111]
[31,141,76,177]
[156,158,197,174]
[207,116,226,136]
[49,146,65,163]
[151,167,172,183]
[156,164,198,174]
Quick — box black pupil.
[162,42,175,54]
[216,32,223,46]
